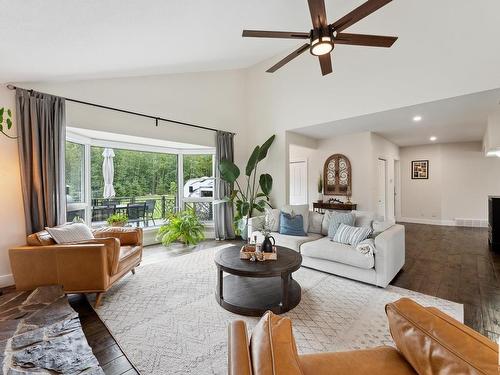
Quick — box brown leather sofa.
[228,298,499,375]
[9,226,143,307]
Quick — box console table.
[313,202,357,213]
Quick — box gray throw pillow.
[327,212,355,239]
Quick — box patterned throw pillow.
[327,212,355,239]
[333,223,372,247]
[279,212,306,236]
[45,223,94,244]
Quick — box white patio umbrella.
[102,148,116,198]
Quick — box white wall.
[288,131,400,217]
[22,69,249,167]
[400,141,500,225]
[0,86,26,286]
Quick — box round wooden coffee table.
[214,245,302,316]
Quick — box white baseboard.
[0,273,14,288]
[397,217,457,226]
[397,217,488,227]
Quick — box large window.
[64,133,215,228]
[182,154,214,221]
[65,141,86,222]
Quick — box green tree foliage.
[65,142,214,200]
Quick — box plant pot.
[111,222,126,227]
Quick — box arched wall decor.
[323,154,352,196]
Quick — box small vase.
[261,235,275,253]
[237,218,249,241]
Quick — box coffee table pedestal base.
[215,274,301,317]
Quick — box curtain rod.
[6,84,235,135]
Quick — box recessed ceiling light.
[413,116,422,122]
[430,136,437,141]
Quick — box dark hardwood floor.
[3,223,499,373]
[391,223,500,341]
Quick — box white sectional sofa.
[248,207,405,288]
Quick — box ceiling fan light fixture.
[310,36,333,56]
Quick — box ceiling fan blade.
[242,30,310,39]
[307,0,328,30]
[319,53,333,76]
[334,33,397,47]
[266,43,310,73]
[331,0,392,32]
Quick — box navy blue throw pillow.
[279,212,306,236]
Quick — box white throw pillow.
[45,223,94,244]
[282,204,309,233]
[352,210,376,229]
[264,208,280,232]
[333,223,372,247]
[308,211,324,234]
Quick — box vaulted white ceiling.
[4,0,499,83]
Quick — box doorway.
[289,160,308,205]
[377,158,387,220]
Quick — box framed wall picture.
[411,160,429,179]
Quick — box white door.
[394,159,401,220]
[289,160,308,205]
[377,159,387,220]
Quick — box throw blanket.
[356,239,376,257]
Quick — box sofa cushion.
[280,212,306,236]
[119,245,141,261]
[352,210,376,228]
[250,311,304,375]
[251,231,322,252]
[327,212,355,239]
[333,223,372,247]
[300,237,375,269]
[308,211,323,234]
[282,204,309,233]
[386,298,499,375]
[45,223,94,244]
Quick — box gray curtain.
[16,88,66,234]
[214,131,235,240]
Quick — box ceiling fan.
[242,0,398,76]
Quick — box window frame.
[65,129,216,226]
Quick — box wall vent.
[454,219,488,228]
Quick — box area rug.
[93,245,463,375]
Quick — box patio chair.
[91,205,115,222]
[127,203,147,227]
[145,199,156,226]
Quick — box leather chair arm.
[71,238,121,275]
[93,227,143,246]
[9,244,109,291]
[228,320,252,375]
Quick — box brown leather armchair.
[228,298,499,375]
[9,227,143,307]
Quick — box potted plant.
[156,209,205,246]
[218,135,275,240]
[0,107,16,139]
[317,173,323,202]
[107,213,128,227]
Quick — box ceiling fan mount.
[242,0,398,76]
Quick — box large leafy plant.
[219,135,275,223]
[157,209,205,246]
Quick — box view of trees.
[65,142,214,200]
